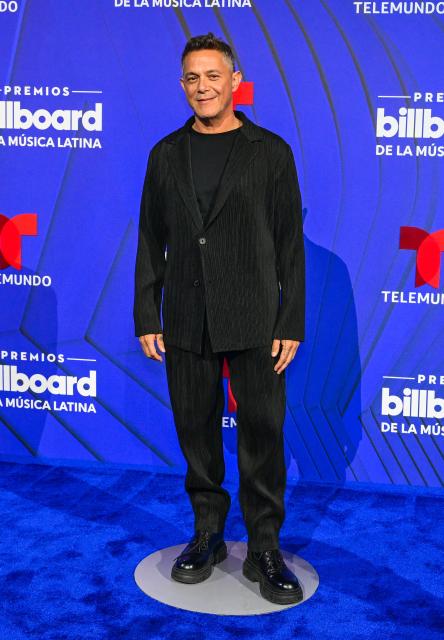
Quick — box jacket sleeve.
[272,143,305,342]
[133,147,167,337]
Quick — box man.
[134,32,305,606]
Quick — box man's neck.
[191,113,243,134]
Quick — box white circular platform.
[134,540,319,615]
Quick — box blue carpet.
[0,459,443,639]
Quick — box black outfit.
[134,110,305,551]
[164,310,287,551]
[189,124,241,349]
[133,109,305,353]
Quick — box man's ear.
[232,70,242,92]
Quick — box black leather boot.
[243,548,304,604]
[171,529,228,584]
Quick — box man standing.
[134,32,305,605]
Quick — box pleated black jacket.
[133,108,305,354]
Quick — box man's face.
[180,49,242,119]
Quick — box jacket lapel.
[167,131,203,232]
[166,109,262,232]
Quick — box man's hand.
[271,338,300,374]
[139,333,166,362]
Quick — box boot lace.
[173,530,211,561]
[257,549,285,575]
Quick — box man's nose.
[197,79,209,92]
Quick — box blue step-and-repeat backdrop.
[1,0,443,488]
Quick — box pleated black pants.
[164,308,287,552]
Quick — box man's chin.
[194,102,219,115]
[195,112,215,121]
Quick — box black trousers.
[164,307,287,552]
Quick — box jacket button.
[193,279,200,287]
[199,237,206,244]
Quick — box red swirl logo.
[400,226,444,288]
[0,213,38,269]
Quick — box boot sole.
[171,540,228,584]
[242,557,304,605]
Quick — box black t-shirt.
[189,125,240,224]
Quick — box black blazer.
[134,108,305,354]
